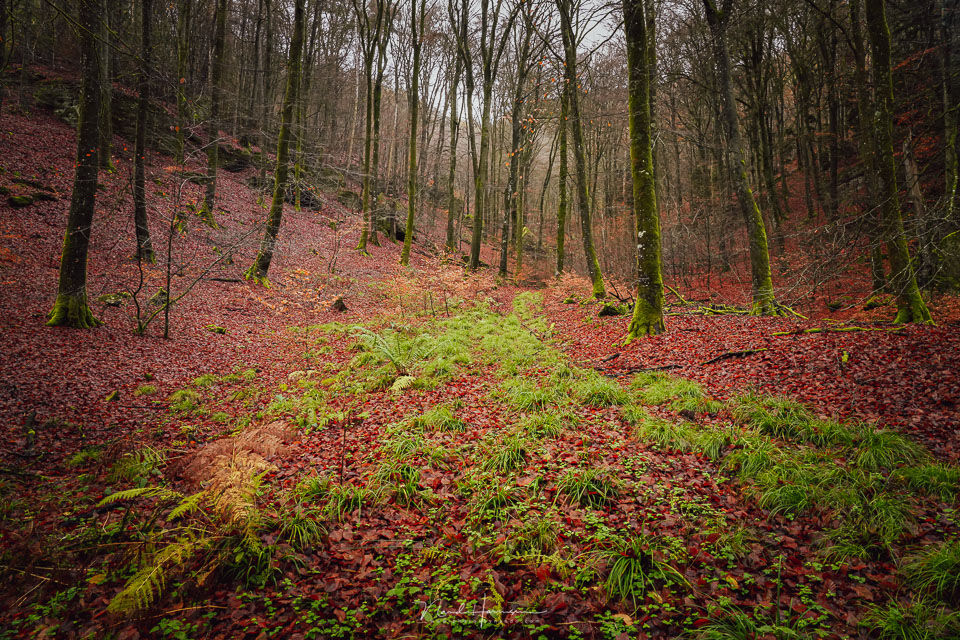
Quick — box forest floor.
[1,79,960,639]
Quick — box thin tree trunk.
[445,54,462,252]
[201,0,227,222]
[558,0,604,297]
[48,0,102,328]
[175,0,191,166]
[134,0,155,263]
[850,0,886,292]
[703,0,778,315]
[246,0,306,281]
[864,0,932,323]
[98,0,113,169]
[400,0,425,265]
[556,85,568,275]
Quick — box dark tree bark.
[175,0,191,166]
[864,0,933,323]
[445,53,462,253]
[200,0,227,223]
[556,85,568,275]
[703,0,778,315]
[401,0,426,265]
[134,0,155,263]
[246,0,306,282]
[98,0,113,170]
[48,0,102,328]
[557,0,604,297]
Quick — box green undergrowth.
[17,291,960,639]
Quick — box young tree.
[246,0,307,282]
[175,0,191,166]
[556,84,568,275]
[864,0,933,323]
[702,0,778,315]
[556,0,605,297]
[133,0,155,263]
[498,1,536,277]
[400,0,428,266]
[445,51,462,252]
[48,0,102,328]
[623,0,663,340]
[97,0,113,170]
[199,0,228,223]
[450,0,520,270]
[353,0,396,253]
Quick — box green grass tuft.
[569,371,630,407]
[896,464,960,500]
[854,426,930,471]
[903,539,960,604]
[168,389,201,412]
[481,434,529,474]
[633,416,694,452]
[557,467,622,507]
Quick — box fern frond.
[107,538,197,615]
[168,491,205,521]
[391,375,416,393]
[97,486,181,508]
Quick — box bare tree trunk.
[400,0,425,265]
[48,0,102,328]
[557,0,604,297]
[246,0,306,281]
[200,0,227,223]
[703,0,778,315]
[134,0,155,263]
[864,0,932,323]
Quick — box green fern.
[97,486,182,507]
[352,327,436,376]
[107,538,199,614]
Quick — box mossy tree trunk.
[48,0,102,329]
[623,0,664,341]
[200,0,227,223]
[133,0,155,263]
[445,55,462,253]
[557,0,604,297]
[864,0,933,323]
[400,0,425,266]
[246,0,305,283]
[556,85,568,275]
[703,0,778,315]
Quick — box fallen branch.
[697,304,748,316]
[664,284,690,305]
[619,363,684,374]
[772,326,905,337]
[206,277,243,283]
[701,348,768,365]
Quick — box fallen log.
[700,348,768,365]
